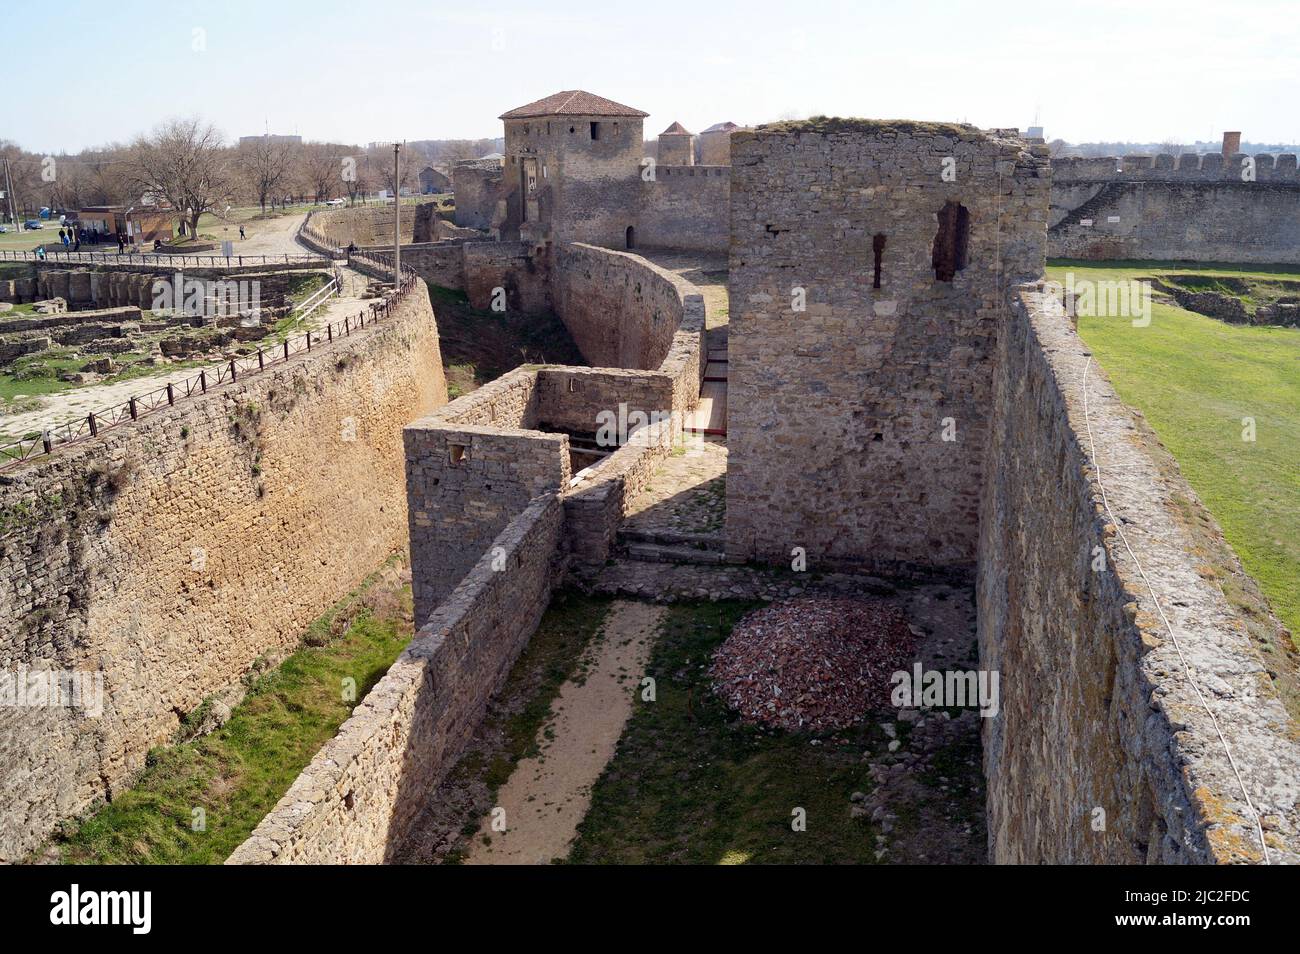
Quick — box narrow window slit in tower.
[932,200,970,282]
[872,233,886,289]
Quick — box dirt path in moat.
[462,600,665,865]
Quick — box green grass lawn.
[567,600,891,865]
[51,557,414,865]
[1049,261,1300,639]
[0,222,67,252]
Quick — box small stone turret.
[657,122,694,166]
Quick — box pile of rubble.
[710,597,918,732]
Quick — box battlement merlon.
[1052,152,1300,183]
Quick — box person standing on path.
[239,225,246,240]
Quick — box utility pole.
[392,142,401,285]
[3,158,20,230]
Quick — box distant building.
[699,121,743,165]
[238,134,302,147]
[76,204,174,243]
[1027,126,1045,140]
[657,122,695,166]
[418,165,451,194]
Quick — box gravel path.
[462,600,665,865]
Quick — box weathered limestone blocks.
[1049,153,1300,263]
[552,242,706,418]
[227,494,565,864]
[0,281,447,861]
[978,286,1300,864]
[725,118,1049,576]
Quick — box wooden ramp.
[685,349,728,437]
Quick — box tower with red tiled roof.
[496,90,649,246]
[657,121,694,167]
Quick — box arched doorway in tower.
[625,226,635,250]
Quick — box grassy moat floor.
[566,599,983,864]
[408,591,985,866]
[45,556,415,865]
[1049,260,1300,644]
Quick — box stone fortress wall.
[980,286,1300,863]
[405,239,704,621]
[233,105,1300,866]
[722,119,1299,862]
[636,165,730,253]
[235,380,681,863]
[233,355,691,866]
[14,87,1289,865]
[1049,152,1300,263]
[227,493,565,864]
[231,228,705,864]
[0,279,447,862]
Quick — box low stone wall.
[404,362,693,618]
[405,375,568,622]
[563,417,675,563]
[0,282,447,862]
[978,284,1300,863]
[552,242,705,420]
[227,493,564,864]
[533,366,674,435]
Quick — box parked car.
[24,220,43,230]
[0,225,8,233]
[325,197,346,206]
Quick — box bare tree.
[300,142,341,204]
[439,141,480,162]
[126,118,235,238]
[370,144,415,196]
[240,135,296,212]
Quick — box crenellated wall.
[1049,153,1300,263]
[636,165,730,253]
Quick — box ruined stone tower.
[725,119,1051,577]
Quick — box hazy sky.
[9,0,1299,153]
